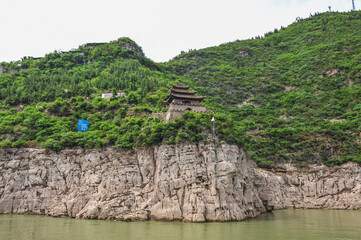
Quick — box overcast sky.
[0,0,357,63]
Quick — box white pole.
[211,117,218,190]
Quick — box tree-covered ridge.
[0,38,225,152]
[1,12,361,168]
[166,12,361,108]
[0,38,161,105]
[164,11,361,166]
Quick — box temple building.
[165,84,207,121]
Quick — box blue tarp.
[77,119,89,132]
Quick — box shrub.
[0,140,12,148]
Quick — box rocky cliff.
[0,144,360,222]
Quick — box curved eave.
[171,89,197,95]
[172,84,190,90]
[165,94,205,103]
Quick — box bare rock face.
[255,163,361,210]
[0,144,265,222]
[0,144,360,222]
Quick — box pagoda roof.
[165,84,205,104]
[172,84,190,90]
[165,93,205,103]
[171,88,197,95]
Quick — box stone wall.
[168,103,206,113]
[151,112,166,121]
[0,144,360,222]
[166,103,206,121]
[0,66,24,75]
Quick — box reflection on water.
[1,210,360,240]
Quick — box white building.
[101,92,127,99]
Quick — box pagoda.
[165,84,206,121]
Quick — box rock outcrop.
[0,66,24,75]
[255,163,361,210]
[0,144,360,222]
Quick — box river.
[1,210,360,240]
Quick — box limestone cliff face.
[255,163,361,210]
[0,144,360,222]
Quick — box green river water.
[1,210,360,240]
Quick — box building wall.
[101,92,127,99]
[166,103,207,121]
[102,93,113,99]
[168,103,206,113]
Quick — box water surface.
[1,210,360,240]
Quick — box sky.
[0,0,357,63]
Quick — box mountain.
[164,11,361,167]
[1,11,361,167]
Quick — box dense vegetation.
[0,38,233,153]
[1,11,361,167]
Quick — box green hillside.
[0,38,213,150]
[1,11,361,167]
[164,11,361,166]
